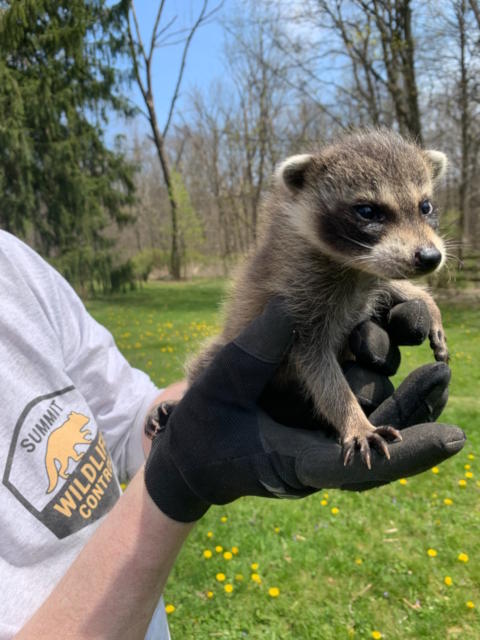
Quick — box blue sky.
[111,0,229,144]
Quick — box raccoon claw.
[145,401,177,440]
[429,329,449,363]
[343,426,402,469]
[343,440,356,467]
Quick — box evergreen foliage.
[0,0,135,292]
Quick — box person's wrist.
[144,434,210,523]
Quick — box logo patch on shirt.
[3,387,120,539]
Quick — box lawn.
[87,280,479,640]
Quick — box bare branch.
[469,0,480,29]
[162,0,212,138]
[154,15,178,47]
[127,2,148,102]
[148,0,166,65]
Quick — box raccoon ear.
[424,150,448,182]
[275,154,314,191]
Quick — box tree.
[0,0,136,293]
[127,0,220,279]
[267,0,423,140]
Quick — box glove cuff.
[145,434,210,523]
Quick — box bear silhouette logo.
[45,412,93,494]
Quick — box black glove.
[346,298,438,413]
[260,298,441,428]
[144,299,465,522]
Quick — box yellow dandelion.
[251,573,262,584]
[223,551,233,560]
[207,531,213,538]
[331,507,340,515]
[458,479,467,487]
[274,527,280,533]
[444,576,453,586]
[465,471,474,479]
[321,499,328,506]
[268,587,280,597]
[466,601,475,609]
[215,545,223,553]
[251,562,259,570]
[468,454,474,460]
[220,516,228,523]
[235,574,244,581]
[458,553,469,563]
[216,573,226,582]
[203,550,212,559]
[427,548,438,557]
[371,631,382,639]
[355,558,363,565]
[399,478,407,485]
[207,591,214,599]
[432,467,440,474]
[232,546,239,555]
[443,498,453,506]
[165,604,175,614]
[323,492,329,499]
[464,464,471,470]
[224,584,234,593]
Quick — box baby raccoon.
[188,129,449,468]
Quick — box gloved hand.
[144,299,465,522]
[259,298,444,428]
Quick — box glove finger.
[369,362,450,428]
[343,362,394,415]
[233,297,295,364]
[197,298,295,406]
[296,422,465,490]
[387,299,431,346]
[226,297,295,402]
[349,320,401,375]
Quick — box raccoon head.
[275,130,447,280]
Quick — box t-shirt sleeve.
[1,232,161,481]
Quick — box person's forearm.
[15,468,194,640]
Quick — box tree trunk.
[457,0,470,259]
[399,0,423,143]
[146,96,181,279]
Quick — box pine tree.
[0,0,135,292]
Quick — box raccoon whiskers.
[339,254,373,270]
[338,234,373,250]
[444,252,462,265]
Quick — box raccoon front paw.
[342,425,402,469]
[145,401,177,440]
[429,326,449,363]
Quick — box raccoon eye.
[354,204,384,222]
[420,200,433,215]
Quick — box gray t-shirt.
[0,231,169,638]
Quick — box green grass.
[87,281,479,640]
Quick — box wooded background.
[1,0,479,292]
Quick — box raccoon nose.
[414,247,442,273]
